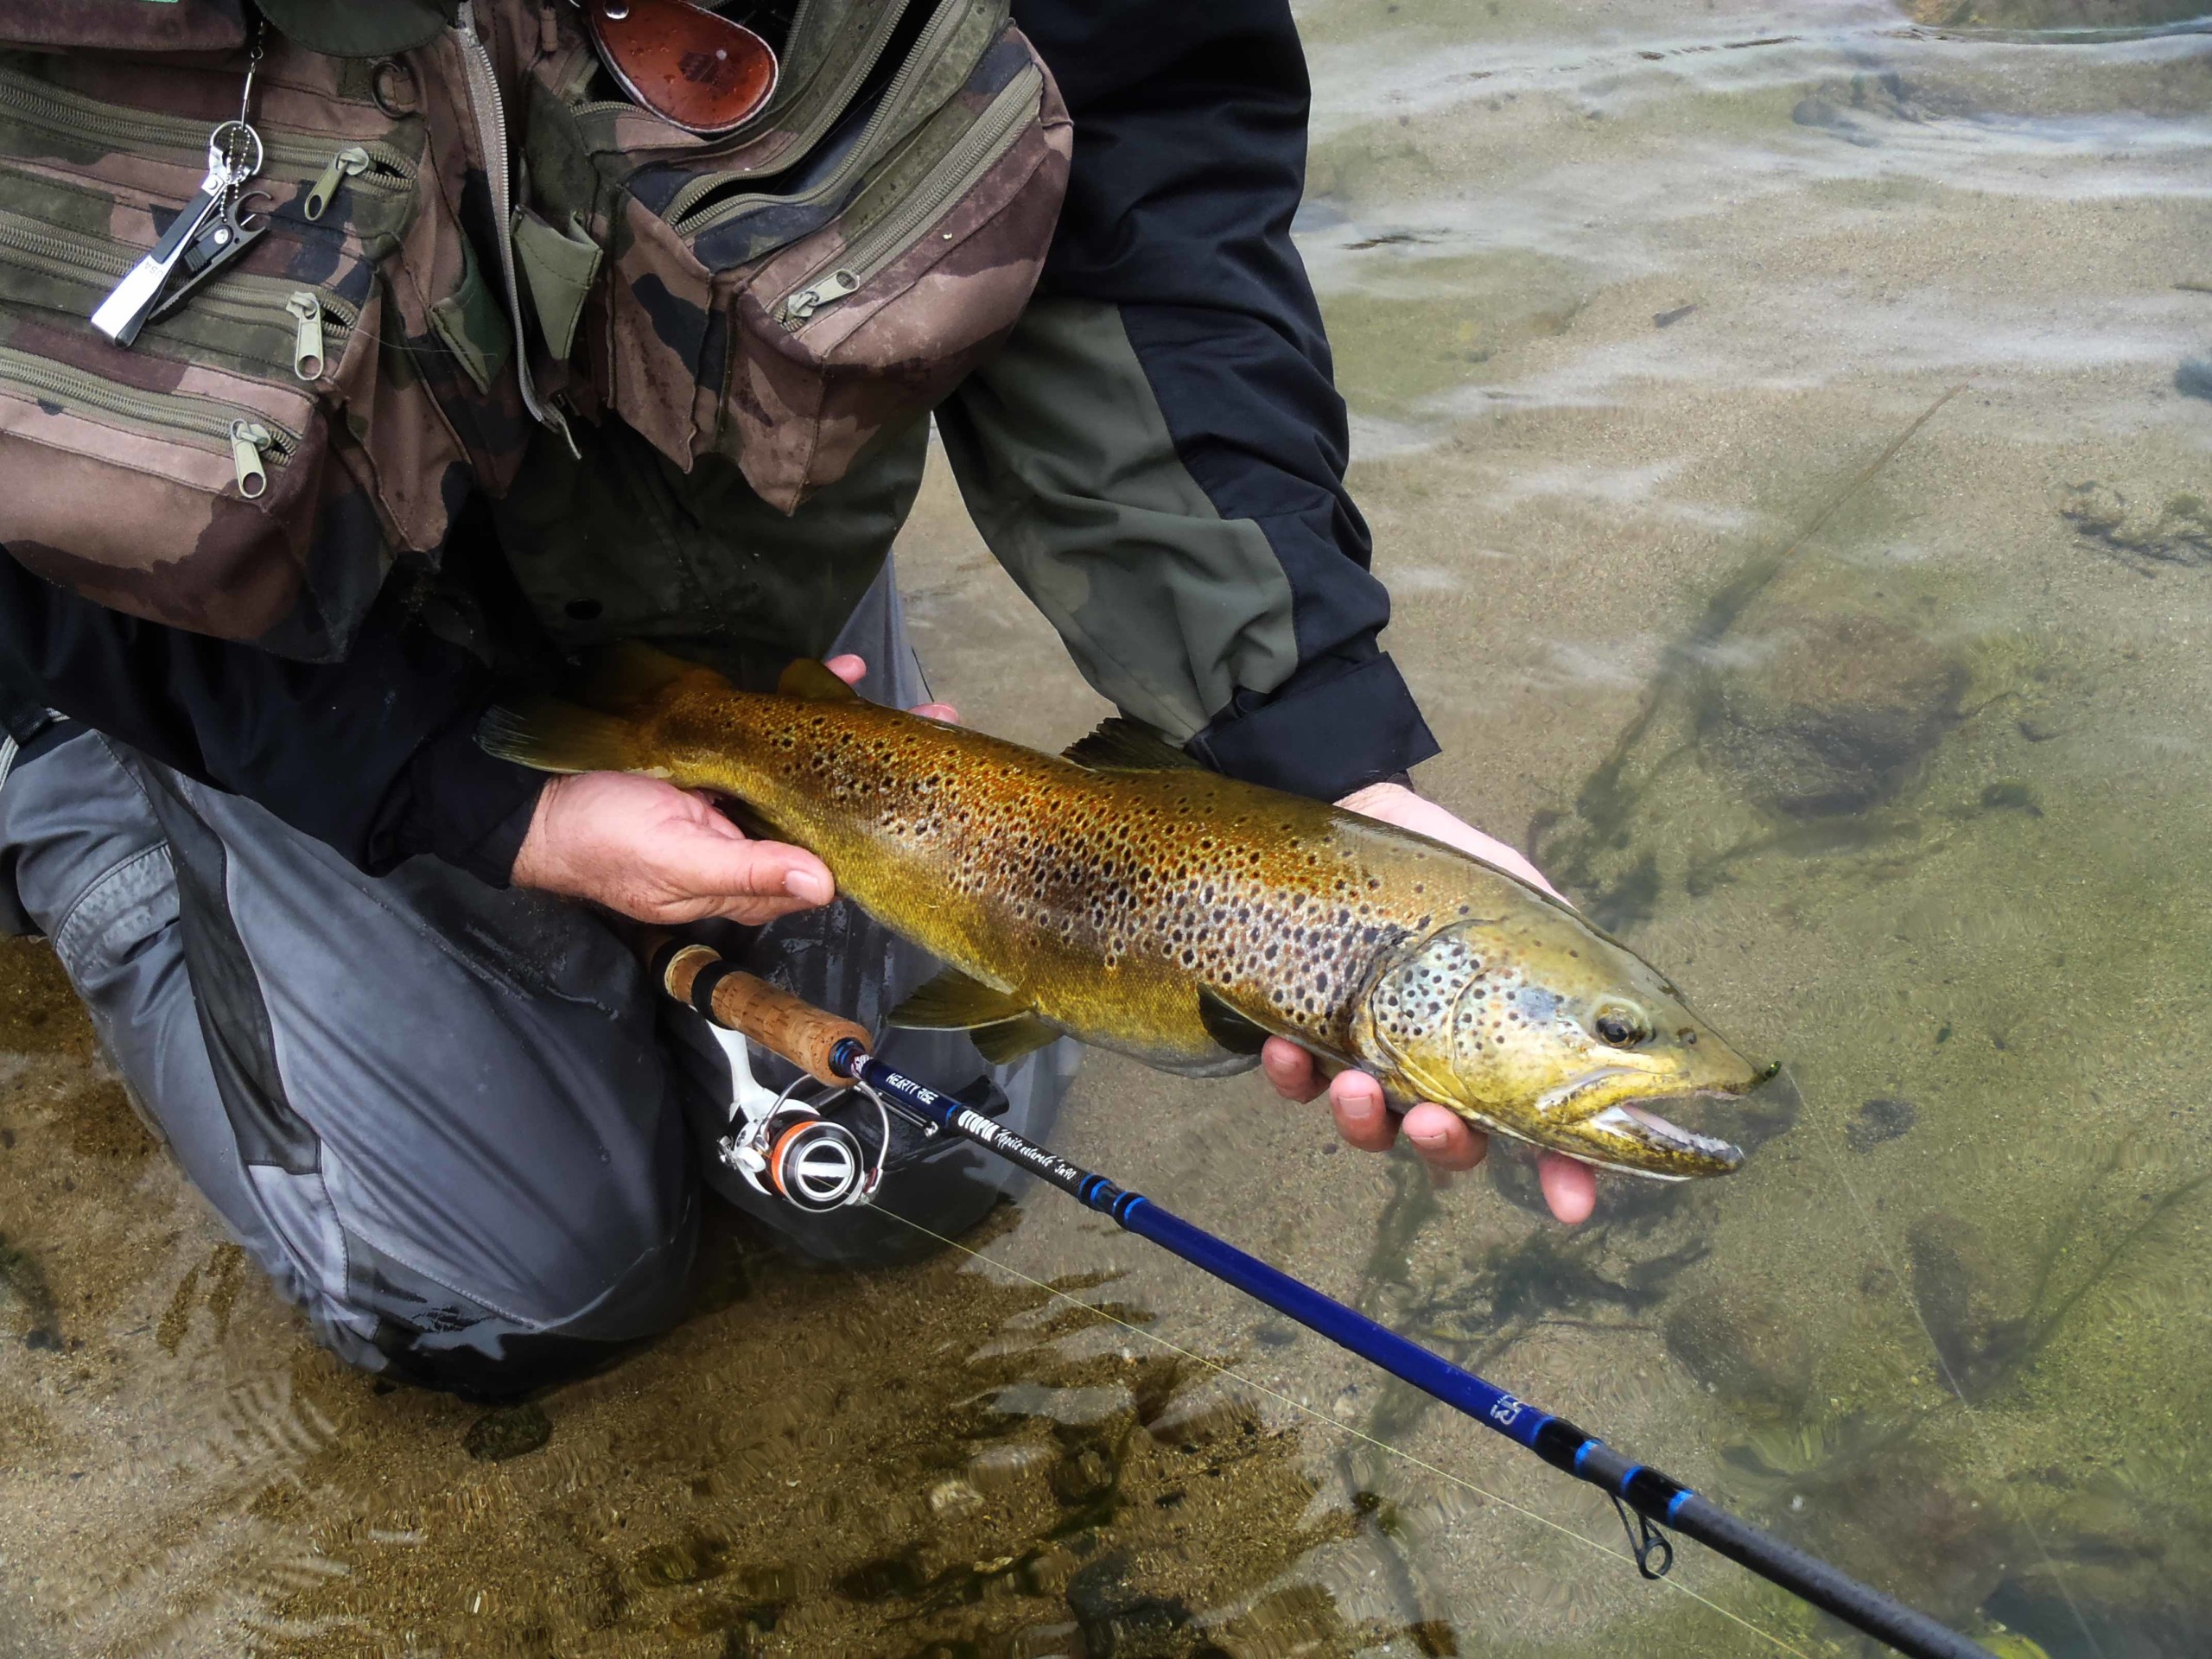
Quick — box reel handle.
[645,935,870,1084]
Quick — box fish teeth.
[1589,1103,1741,1161]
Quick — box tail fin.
[477,696,635,774]
[571,639,714,718]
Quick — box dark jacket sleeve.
[1001,0,1439,799]
[0,552,540,886]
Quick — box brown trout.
[482,647,1766,1179]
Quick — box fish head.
[1357,918,1766,1179]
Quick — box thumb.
[668,833,835,908]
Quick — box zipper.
[665,0,969,235]
[0,62,416,194]
[0,342,302,496]
[228,419,273,497]
[303,143,415,221]
[285,291,326,381]
[453,3,573,454]
[775,62,1037,327]
[0,208,359,365]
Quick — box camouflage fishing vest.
[0,0,1069,658]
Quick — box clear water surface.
[2,3,2208,1654]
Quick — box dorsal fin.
[778,658,861,702]
[1062,717,1203,772]
[572,639,711,717]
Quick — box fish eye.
[1593,1006,1648,1047]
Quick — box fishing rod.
[647,936,1996,1659]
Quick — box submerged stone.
[462,1401,551,1462]
[1708,609,1965,817]
[1907,1214,2036,1400]
[1846,1096,1918,1153]
[1663,1288,1814,1412]
[1065,1549,1194,1658]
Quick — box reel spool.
[739,1104,869,1211]
[715,1065,899,1211]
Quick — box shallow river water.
[3,3,2210,1656]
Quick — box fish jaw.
[1415,1065,1754,1179]
[1509,1067,1751,1179]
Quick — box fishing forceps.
[91,119,265,346]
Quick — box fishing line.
[1811,1123,2106,1659]
[875,1202,1819,1659]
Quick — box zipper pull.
[304,145,372,221]
[230,420,272,499]
[285,291,327,380]
[779,269,860,324]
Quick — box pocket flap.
[512,205,603,364]
[427,236,512,397]
[0,0,248,53]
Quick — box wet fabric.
[0,568,1070,1394]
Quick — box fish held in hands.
[480,646,1768,1179]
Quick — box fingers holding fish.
[485,647,1765,1182]
[1538,1152,1598,1225]
[824,652,959,722]
[512,771,838,925]
[1261,1035,1328,1103]
[1398,1099,1487,1173]
[1335,780,1567,904]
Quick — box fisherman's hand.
[1262,782,1599,1226]
[510,654,959,925]
[513,772,838,925]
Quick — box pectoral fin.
[890,964,1030,1030]
[1062,718,1204,772]
[779,658,862,702]
[969,1015,1063,1065]
[1196,988,1271,1057]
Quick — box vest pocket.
[524,0,1070,513]
[0,42,477,657]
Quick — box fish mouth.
[1528,1068,1747,1177]
[1586,1097,1745,1173]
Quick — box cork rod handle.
[646,936,872,1084]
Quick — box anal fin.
[1198,987,1270,1057]
[890,964,1030,1030]
[969,1015,1061,1066]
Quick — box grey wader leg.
[662,563,1079,1267]
[0,730,697,1398]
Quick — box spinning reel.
[714,1052,904,1212]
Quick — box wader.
[0,531,1072,1398]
